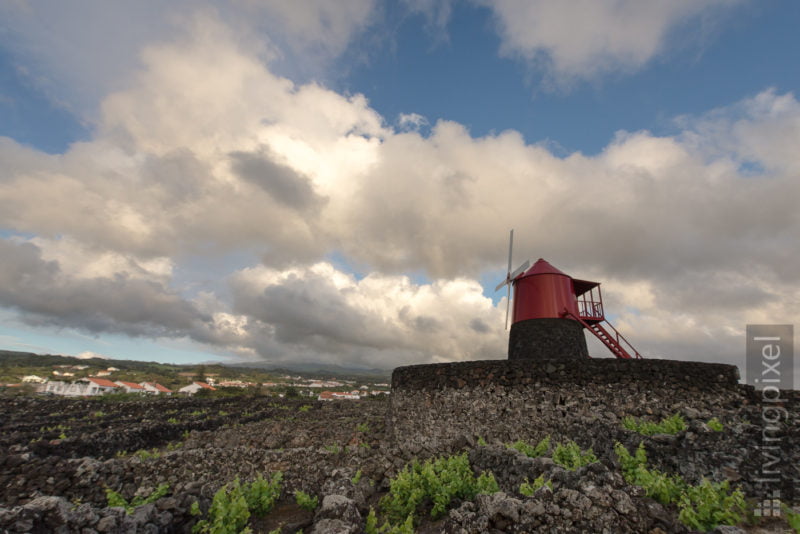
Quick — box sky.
[0,1,798,384]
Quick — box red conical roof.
[521,258,568,277]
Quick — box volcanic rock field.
[0,360,798,533]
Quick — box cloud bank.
[0,6,797,376]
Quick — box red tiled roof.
[144,382,172,393]
[194,381,216,390]
[116,381,144,390]
[87,378,119,388]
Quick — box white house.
[114,381,146,394]
[140,382,173,395]
[44,378,119,396]
[317,390,361,401]
[22,375,46,383]
[178,381,216,395]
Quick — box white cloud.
[481,0,740,85]
[397,112,429,131]
[0,9,797,376]
[76,351,110,360]
[0,1,376,121]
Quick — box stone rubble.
[0,359,797,533]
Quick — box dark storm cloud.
[229,150,322,211]
[0,239,210,337]
[469,317,490,333]
[232,271,391,350]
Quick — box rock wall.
[389,358,742,455]
[389,357,800,503]
[508,318,589,360]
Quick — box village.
[1,351,391,401]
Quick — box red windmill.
[495,230,643,360]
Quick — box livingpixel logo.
[746,325,795,516]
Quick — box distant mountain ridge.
[0,349,391,382]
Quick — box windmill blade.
[506,229,514,275]
[494,278,510,292]
[495,229,516,292]
[509,259,530,280]
[505,284,511,329]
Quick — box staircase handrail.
[561,308,643,359]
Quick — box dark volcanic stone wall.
[389,358,741,455]
[389,358,800,504]
[508,318,589,360]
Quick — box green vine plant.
[365,507,415,534]
[134,448,161,461]
[506,435,550,458]
[622,413,687,436]
[105,483,170,514]
[356,422,370,433]
[614,442,685,504]
[677,479,748,532]
[519,474,553,497]
[552,440,598,471]
[379,452,499,528]
[783,503,800,533]
[614,442,746,531]
[706,417,724,432]
[192,472,282,534]
[294,490,319,511]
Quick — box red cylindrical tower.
[512,259,579,323]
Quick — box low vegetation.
[294,490,318,511]
[379,452,499,527]
[783,504,800,533]
[707,417,724,432]
[552,440,598,470]
[519,474,552,497]
[192,473,282,534]
[622,413,687,435]
[105,483,170,514]
[614,442,747,531]
[506,435,550,458]
[366,507,415,534]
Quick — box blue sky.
[0,1,798,382]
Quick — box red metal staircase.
[562,309,643,359]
